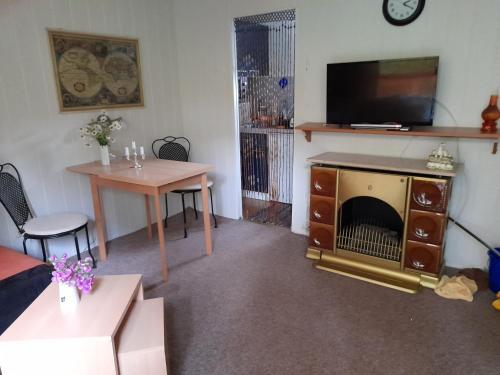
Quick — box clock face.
[383,0,425,26]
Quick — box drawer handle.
[313,210,322,219]
[411,260,425,269]
[415,228,429,239]
[415,193,432,207]
[314,181,323,191]
[313,238,321,246]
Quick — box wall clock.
[383,0,425,26]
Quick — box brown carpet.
[94,210,500,375]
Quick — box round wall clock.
[383,0,425,26]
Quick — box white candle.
[131,141,136,149]
[139,146,145,156]
[125,146,130,157]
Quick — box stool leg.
[193,192,198,220]
[164,194,169,228]
[22,237,28,255]
[209,187,218,228]
[84,225,96,268]
[40,239,47,263]
[74,233,81,261]
[181,193,187,238]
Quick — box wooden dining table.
[67,159,213,281]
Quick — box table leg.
[153,191,168,281]
[200,173,213,256]
[144,194,152,239]
[90,175,107,261]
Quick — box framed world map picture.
[48,30,144,112]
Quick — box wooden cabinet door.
[407,210,446,245]
[309,222,334,250]
[410,178,449,213]
[311,167,337,197]
[405,240,442,274]
[310,196,335,225]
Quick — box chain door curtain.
[235,10,295,204]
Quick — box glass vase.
[481,94,500,133]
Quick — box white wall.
[0,0,182,258]
[171,0,500,269]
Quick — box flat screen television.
[326,56,439,126]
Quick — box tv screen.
[326,56,438,126]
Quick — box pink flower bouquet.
[49,254,95,294]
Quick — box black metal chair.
[0,163,96,267]
[152,136,217,238]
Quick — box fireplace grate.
[337,220,402,262]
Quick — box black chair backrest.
[152,136,190,162]
[0,163,32,233]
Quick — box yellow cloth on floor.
[434,275,478,302]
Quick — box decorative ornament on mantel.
[426,143,454,171]
[481,94,500,133]
[80,110,125,165]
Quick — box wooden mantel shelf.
[296,122,500,154]
[308,151,461,177]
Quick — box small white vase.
[100,145,110,165]
[59,283,80,314]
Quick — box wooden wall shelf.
[296,122,500,154]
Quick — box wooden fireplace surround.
[305,152,461,293]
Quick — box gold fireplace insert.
[306,152,456,293]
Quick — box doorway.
[234,9,296,227]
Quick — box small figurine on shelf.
[124,140,145,169]
[426,143,454,171]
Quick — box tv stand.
[296,122,500,154]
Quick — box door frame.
[231,20,244,220]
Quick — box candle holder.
[125,141,145,169]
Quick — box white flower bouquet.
[80,111,124,147]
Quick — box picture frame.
[48,29,144,112]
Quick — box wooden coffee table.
[67,159,214,281]
[0,275,167,375]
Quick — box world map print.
[49,31,143,111]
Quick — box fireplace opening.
[337,196,404,261]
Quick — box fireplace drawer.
[404,240,442,274]
[311,167,337,197]
[407,210,446,245]
[410,178,450,213]
[309,222,334,250]
[310,196,335,224]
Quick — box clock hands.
[402,0,415,10]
